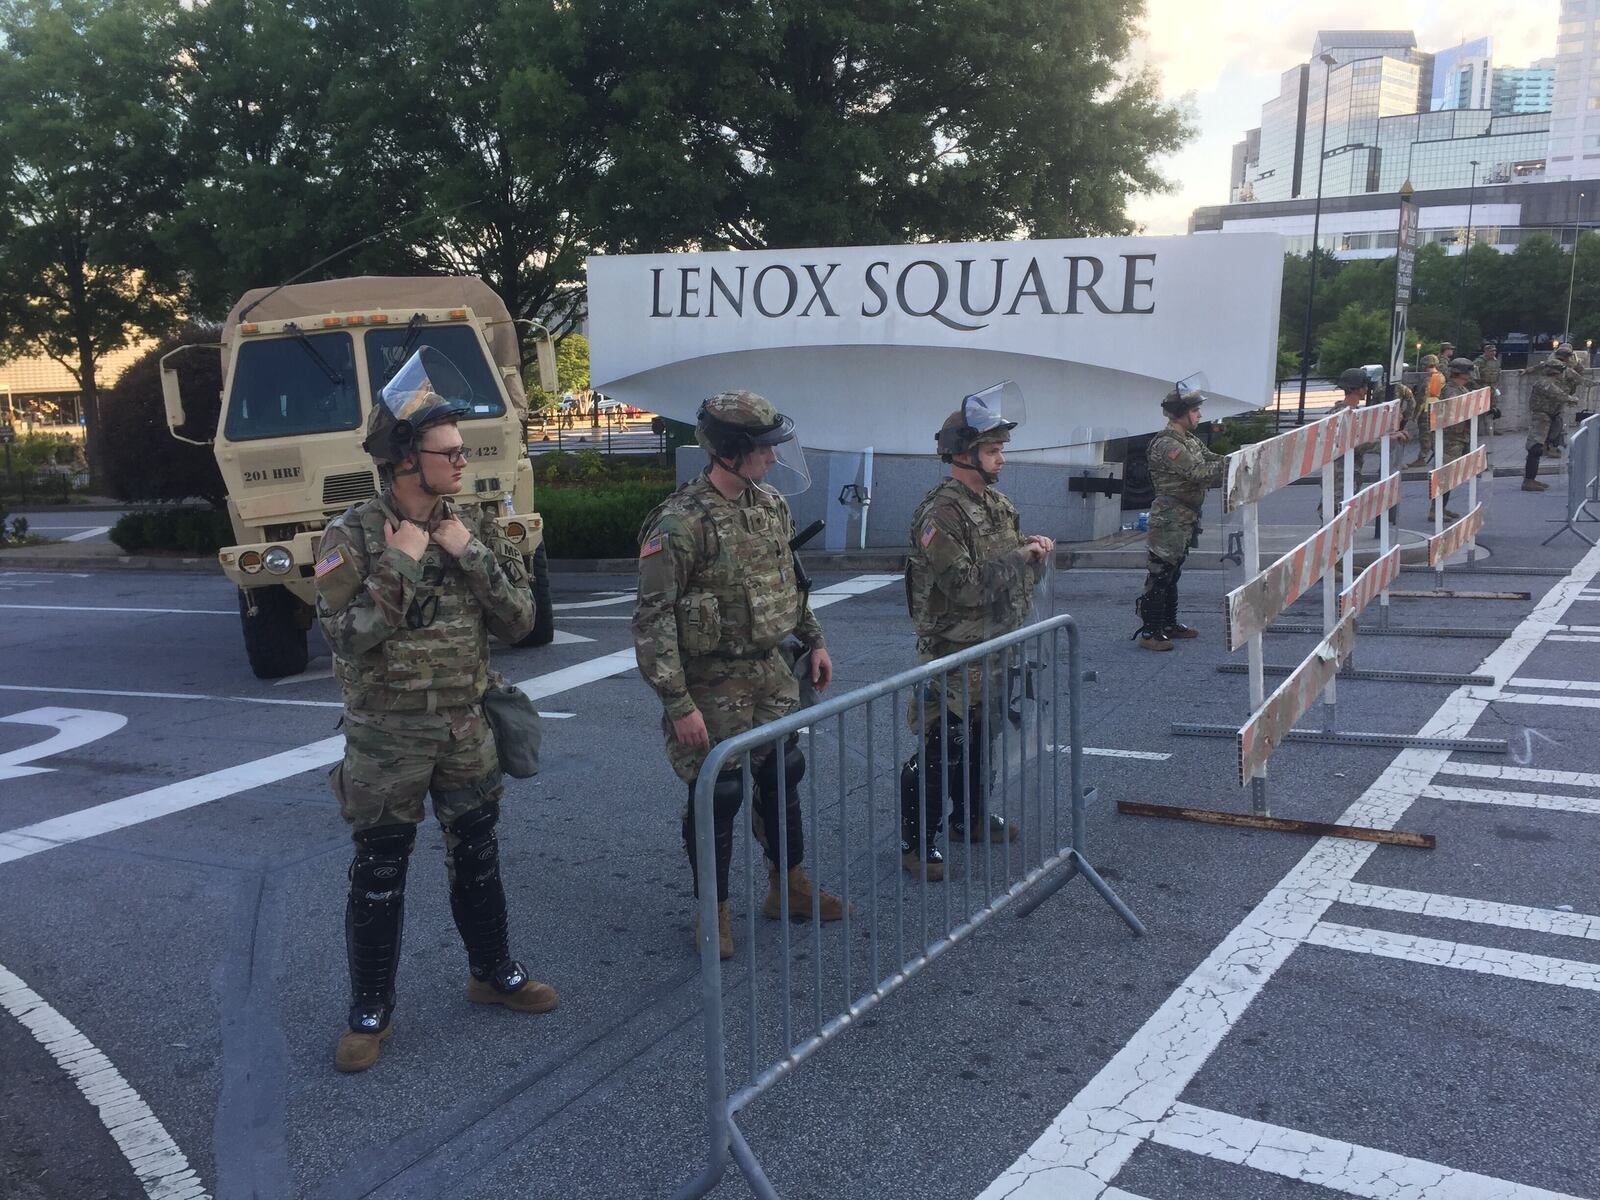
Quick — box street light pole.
[1297,51,1339,427]
[1565,190,1585,340]
[1456,159,1480,344]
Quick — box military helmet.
[1421,354,1440,367]
[1542,356,1568,373]
[1337,367,1369,392]
[936,381,1023,460]
[695,390,794,457]
[1481,340,1497,351]
[1555,342,1575,359]
[1448,357,1475,376]
[363,348,474,465]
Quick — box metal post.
[1319,450,1337,730]
[1378,432,1392,627]
[1433,417,1445,589]
[1242,502,1268,814]
[1297,52,1339,427]
[1566,191,1585,340]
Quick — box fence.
[525,414,668,458]
[1543,413,1600,547]
[673,614,1140,1199]
[1158,400,1503,834]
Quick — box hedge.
[109,508,234,555]
[537,483,673,560]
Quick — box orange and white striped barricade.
[1427,386,1492,583]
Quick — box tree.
[0,0,185,484]
[99,329,226,506]
[524,333,591,410]
[585,0,1190,251]
[1278,248,1344,359]
[1316,304,1389,377]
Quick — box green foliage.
[1276,334,1303,381]
[5,434,78,472]
[0,0,186,483]
[108,506,232,554]
[1207,411,1276,456]
[99,330,227,506]
[537,482,673,559]
[532,450,673,487]
[1316,304,1391,376]
[524,334,591,411]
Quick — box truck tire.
[516,543,556,647]
[239,585,310,679]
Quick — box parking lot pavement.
[1,493,1598,1199]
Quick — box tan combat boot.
[335,1025,391,1073]
[763,865,847,921]
[1522,478,1550,492]
[466,962,559,1013]
[694,900,735,960]
[1137,629,1173,652]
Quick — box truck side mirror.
[161,343,222,446]
[534,334,558,396]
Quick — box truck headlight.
[239,550,263,574]
[504,521,526,542]
[262,546,293,575]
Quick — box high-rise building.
[1230,128,1261,202]
[1546,0,1600,177]
[1493,65,1556,115]
[1251,65,1308,202]
[1432,38,1493,111]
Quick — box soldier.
[316,348,555,1075]
[899,384,1053,880]
[1135,382,1226,652]
[1407,353,1444,469]
[1524,356,1568,493]
[632,391,844,961]
[1438,357,1485,520]
[1472,341,1501,394]
[1549,343,1584,457]
[1330,368,1413,515]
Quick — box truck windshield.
[364,325,506,419]
[224,332,362,441]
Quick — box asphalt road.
[1,473,1598,1200]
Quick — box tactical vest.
[1530,370,1568,416]
[905,480,1026,650]
[1147,428,1211,511]
[334,497,491,711]
[660,481,798,659]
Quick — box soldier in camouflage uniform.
[899,385,1052,880]
[316,348,555,1075]
[1408,354,1444,468]
[632,391,844,960]
[1549,343,1585,456]
[1135,385,1226,652]
[1524,357,1568,493]
[1329,367,1414,518]
[1437,357,1485,519]
[1472,342,1500,395]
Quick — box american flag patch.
[640,533,664,558]
[313,546,346,577]
[1167,447,1183,460]
[920,520,938,547]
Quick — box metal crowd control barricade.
[1544,413,1600,546]
[674,615,1141,1200]
[1148,401,1502,841]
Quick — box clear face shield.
[739,418,811,497]
[963,380,1026,436]
[378,347,472,423]
[1173,371,1222,409]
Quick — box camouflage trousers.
[329,705,503,877]
[906,644,1010,735]
[666,647,798,784]
[1146,496,1198,568]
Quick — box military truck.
[161,275,558,679]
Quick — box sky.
[1124,0,1562,235]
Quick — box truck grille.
[322,471,377,506]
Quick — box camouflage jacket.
[1354,384,1418,456]
[1530,368,1568,416]
[632,474,823,720]
[1438,382,1490,444]
[1148,425,1226,511]
[904,477,1036,656]
[1562,363,1585,397]
[1472,356,1501,389]
[315,493,533,712]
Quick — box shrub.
[100,327,227,506]
[110,507,233,555]
[538,483,674,559]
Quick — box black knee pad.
[349,823,416,897]
[755,734,805,797]
[711,771,746,822]
[445,802,501,886]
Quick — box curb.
[2,502,130,513]
[0,552,219,573]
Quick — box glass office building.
[1547,0,1600,178]
[1432,38,1493,111]
[1375,109,1552,193]
[1493,67,1556,115]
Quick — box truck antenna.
[237,200,483,324]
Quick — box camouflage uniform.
[1528,361,1568,458]
[1334,382,1417,512]
[1145,425,1225,568]
[1472,352,1501,393]
[1435,362,1486,513]
[632,391,840,929]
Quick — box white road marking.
[1318,880,1600,941]
[977,541,1600,1200]
[1507,677,1600,691]
[1046,745,1172,761]
[0,570,90,577]
[1421,783,1600,817]
[0,682,564,720]
[550,629,595,645]
[1434,761,1600,789]
[552,594,636,611]
[1551,623,1600,633]
[61,525,112,542]
[1489,691,1600,709]
[273,656,333,686]
[0,962,210,1200]
[1151,1103,1580,1200]
[1548,633,1600,642]
[1308,921,1600,991]
[555,615,631,620]
[0,574,899,865]
[0,708,128,782]
[0,604,234,615]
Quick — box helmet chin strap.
[711,450,778,496]
[956,448,999,487]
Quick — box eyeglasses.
[419,447,468,466]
